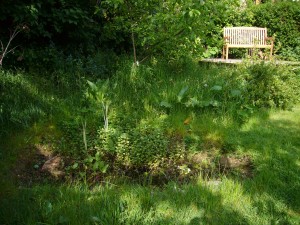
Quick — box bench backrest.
[224,27,267,45]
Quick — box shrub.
[240,62,300,109]
[96,125,170,167]
[245,2,300,60]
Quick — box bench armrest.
[265,37,274,43]
[265,37,274,40]
[223,36,230,44]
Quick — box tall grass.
[1,57,300,224]
[1,106,300,224]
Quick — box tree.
[98,0,240,62]
[0,0,101,55]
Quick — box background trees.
[0,0,299,70]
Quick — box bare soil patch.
[11,142,254,187]
[12,144,65,186]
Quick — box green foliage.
[0,0,105,70]
[90,59,300,170]
[0,0,99,51]
[84,151,109,174]
[1,0,300,70]
[240,62,300,109]
[57,119,83,156]
[125,126,169,166]
[96,124,169,167]
[99,0,241,60]
[86,79,111,131]
[2,57,300,182]
[2,57,300,225]
[280,37,300,61]
[242,1,300,60]
[2,103,300,224]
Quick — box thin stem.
[0,25,22,67]
[131,31,137,65]
[82,119,87,152]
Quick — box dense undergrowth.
[1,1,300,224]
[1,58,300,179]
[1,57,300,224]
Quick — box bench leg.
[222,46,224,59]
[226,46,229,60]
[222,46,226,59]
[270,47,273,59]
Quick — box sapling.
[87,80,110,132]
[0,24,28,68]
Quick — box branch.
[5,45,19,55]
[0,24,27,67]
[131,31,137,64]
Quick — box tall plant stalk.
[82,119,88,152]
[102,102,110,132]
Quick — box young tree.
[0,24,28,68]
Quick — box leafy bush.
[0,0,100,53]
[96,125,170,167]
[240,62,300,109]
[243,1,300,60]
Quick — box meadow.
[1,58,300,224]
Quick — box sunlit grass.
[1,60,300,224]
[1,105,300,224]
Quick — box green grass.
[1,59,300,224]
[1,106,300,225]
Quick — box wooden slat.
[222,27,274,60]
[226,44,272,48]
[224,27,270,46]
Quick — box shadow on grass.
[0,182,250,225]
[239,116,300,207]
[224,108,300,224]
[1,100,300,225]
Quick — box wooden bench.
[222,27,274,60]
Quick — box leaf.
[210,85,222,91]
[45,201,52,215]
[203,100,211,107]
[87,80,97,91]
[58,215,69,224]
[210,100,220,107]
[93,162,100,171]
[95,151,101,161]
[101,164,109,173]
[231,89,242,97]
[72,162,79,169]
[177,86,189,102]
[185,97,199,107]
[93,161,109,173]
[160,101,172,108]
[87,156,94,163]
[91,216,101,223]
